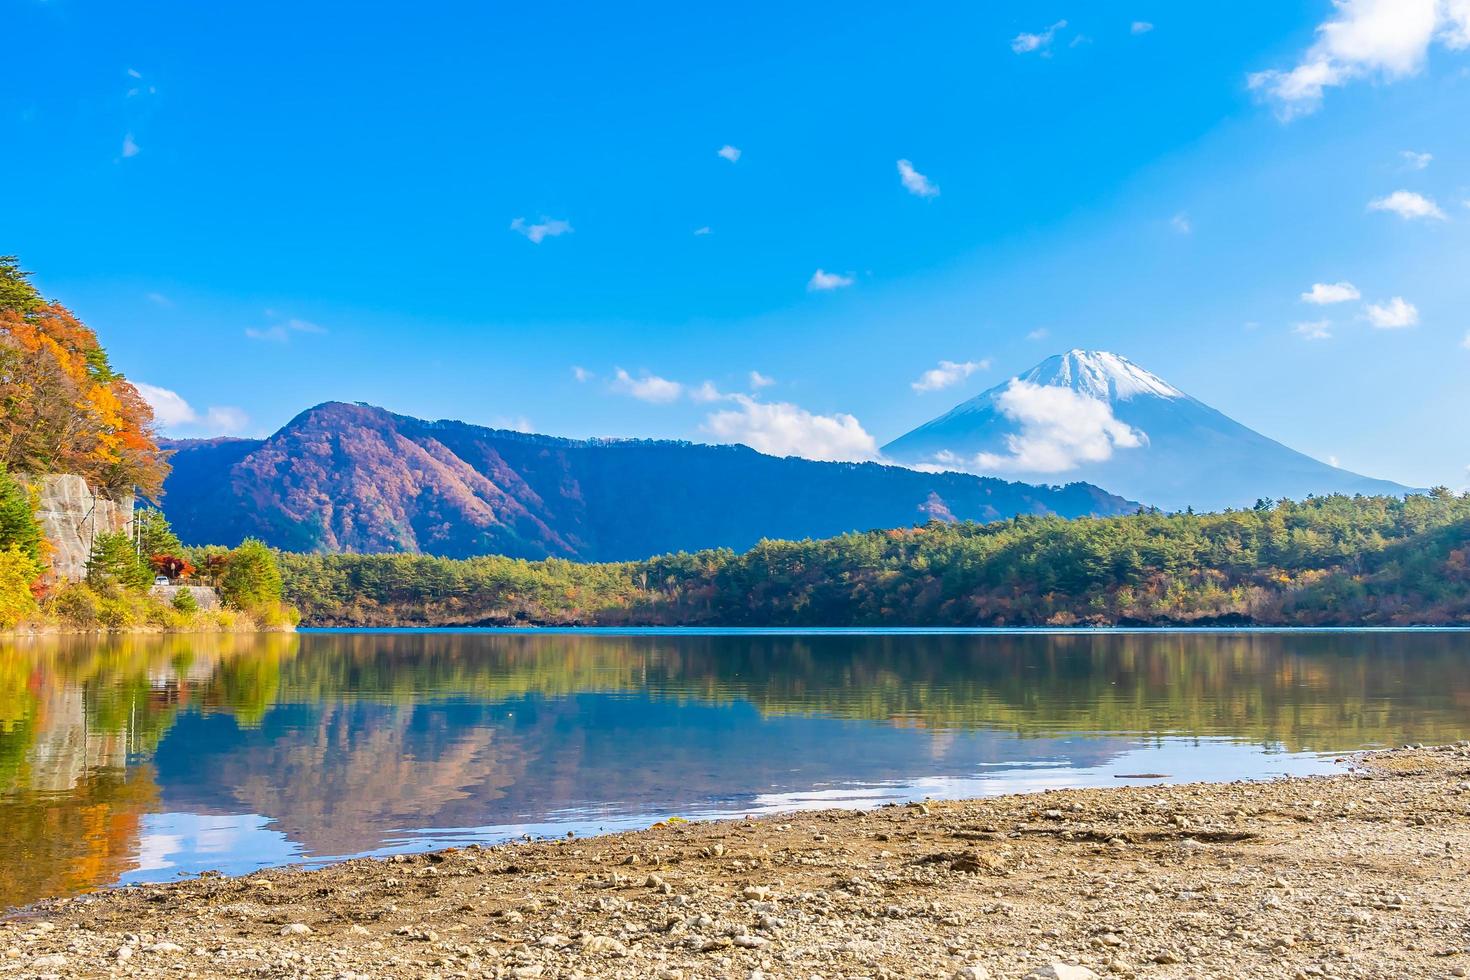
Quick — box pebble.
[280,923,313,936]
[1024,964,1100,980]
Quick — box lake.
[3,628,1468,910]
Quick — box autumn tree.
[0,256,170,498]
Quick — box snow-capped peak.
[1018,350,1183,402]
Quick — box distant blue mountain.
[883,350,1414,512]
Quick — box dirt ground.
[4,744,1469,980]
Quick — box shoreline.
[5,745,1469,978]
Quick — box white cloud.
[145,291,173,307]
[1027,327,1050,341]
[1170,212,1192,234]
[245,316,326,343]
[121,134,139,158]
[704,395,878,462]
[1131,21,1154,34]
[510,216,573,243]
[967,380,1145,474]
[1461,330,1470,349]
[127,67,142,79]
[1302,281,1361,304]
[135,382,248,435]
[1012,20,1067,53]
[1364,296,1419,328]
[571,365,593,382]
[1401,149,1434,169]
[808,269,855,291]
[717,144,741,163]
[611,368,683,403]
[689,381,727,403]
[748,370,775,389]
[910,358,991,393]
[896,159,939,198]
[1294,320,1334,340]
[1368,189,1447,220]
[1249,0,1470,119]
[693,226,712,236]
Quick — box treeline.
[281,491,1470,627]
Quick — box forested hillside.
[281,491,1470,627]
[161,401,1134,560]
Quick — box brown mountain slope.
[161,402,1136,560]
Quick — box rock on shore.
[4,745,1470,979]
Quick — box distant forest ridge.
[280,490,1470,628]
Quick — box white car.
[154,575,171,586]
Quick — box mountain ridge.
[160,400,1135,559]
[883,350,1413,512]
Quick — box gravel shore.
[4,744,1469,980]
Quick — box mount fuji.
[882,350,1413,512]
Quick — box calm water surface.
[3,628,1469,909]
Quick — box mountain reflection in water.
[3,629,1469,909]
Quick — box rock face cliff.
[32,474,134,581]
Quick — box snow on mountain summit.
[1020,350,1184,402]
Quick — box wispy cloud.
[1401,149,1433,170]
[911,358,990,393]
[704,395,878,462]
[689,381,727,403]
[1131,21,1154,35]
[145,291,173,307]
[571,366,593,382]
[748,370,775,389]
[896,159,939,198]
[611,368,683,403]
[1012,20,1067,54]
[1294,320,1333,341]
[135,382,249,435]
[693,226,712,236]
[121,133,140,158]
[1170,212,1192,234]
[510,216,573,243]
[245,316,327,343]
[1368,190,1446,220]
[1364,296,1419,329]
[808,269,855,292]
[717,144,741,163]
[1302,281,1361,304]
[1027,327,1050,341]
[1249,0,1470,119]
[1461,330,1470,350]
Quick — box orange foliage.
[0,302,169,498]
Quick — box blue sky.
[3,0,1468,488]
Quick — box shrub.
[0,545,41,628]
[97,593,140,629]
[47,581,101,627]
[172,586,199,614]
